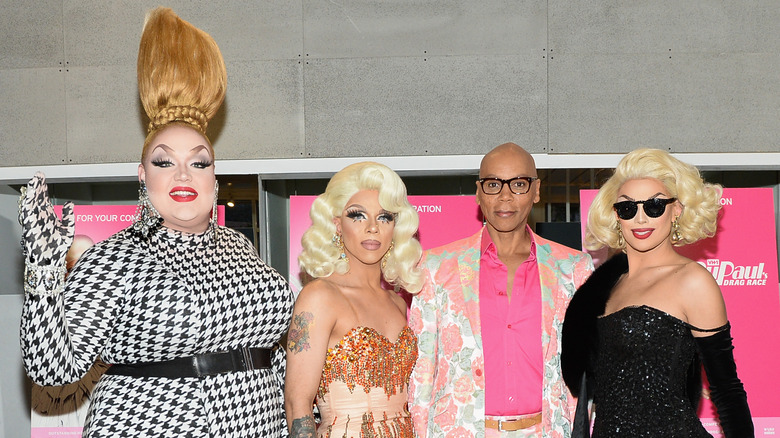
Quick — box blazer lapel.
[457,230,483,351]
[535,235,560,359]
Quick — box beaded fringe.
[321,411,414,438]
[318,327,416,399]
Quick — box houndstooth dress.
[20,225,294,437]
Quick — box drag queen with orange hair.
[19,7,292,436]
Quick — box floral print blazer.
[408,228,594,437]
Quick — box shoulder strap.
[687,321,730,333]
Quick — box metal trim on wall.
[256,174,268,263]
[2,153,779,184]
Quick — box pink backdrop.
[52,204,227,241]
[580,188,780,436]
[288,195,483,294]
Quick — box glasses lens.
[614,201,638,220]
[614,198,673,220]
[481,179,501,194]
[509,178,529,194]
[644,198,669,218]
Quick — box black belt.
[106,347,272,379]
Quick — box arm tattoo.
[290,415,316,437]
[287,311,314,354]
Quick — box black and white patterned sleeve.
[20,241,125,386]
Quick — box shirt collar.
[480,225,538,261]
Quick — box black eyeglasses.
[478,177,538,195]
[613,198,677,220]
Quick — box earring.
[671,217,682,244]
[615,221,624,248]
[210,180,219,236]
[332,233,349,263]
[382,241,394,270]
[132,180,163,239]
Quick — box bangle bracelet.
[24,263,66,297]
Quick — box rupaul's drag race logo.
[699,259,768,286]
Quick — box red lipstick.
[169,186,198,202]
[631,228,654,240]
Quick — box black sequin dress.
[21,226,294,437]
[592,305,711,437]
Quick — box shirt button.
[475,369,483,377]
[507,324,512,329]
[507,361,512,366]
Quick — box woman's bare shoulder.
[677,259,719,292]
[676,259,728,330]
[295,278,348,313]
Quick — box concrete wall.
[2,1,780,170]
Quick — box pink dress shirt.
[479,226,543,416]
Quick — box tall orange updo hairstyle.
[137,7,227,160]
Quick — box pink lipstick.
[362,240,381,250]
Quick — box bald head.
[476,142,540,238]
[479,142,537,178]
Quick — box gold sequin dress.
[316,326,418,438]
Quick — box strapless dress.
[316,326,418,438]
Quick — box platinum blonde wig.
[586,148,722,251]
[298,162,424,293]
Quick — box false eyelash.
[345,209,365,220]
[378,212,396,222]
[193,161,213,168]
[151,159,172,167]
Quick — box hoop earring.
[132,180,162,239]
[382,241,394,270]
[671,217,682,244]
[615,221,624,248]
[332,233,349,263]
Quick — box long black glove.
[571,371,590,438]
[695,326,754,438]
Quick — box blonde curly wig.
[298,162,424,293]
[586,148,722,251]
[137,7,227,160]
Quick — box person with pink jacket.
[409,142,594,437]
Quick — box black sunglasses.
[613,197,677,220]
